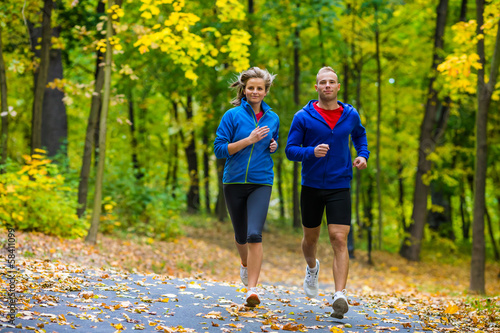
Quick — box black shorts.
[300,186,351,228]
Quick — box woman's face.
[245,78,267,107]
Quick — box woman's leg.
[246,185,272,288]
[223,185,249,267]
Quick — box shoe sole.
[331,298,348,319]
[245,294,260,307]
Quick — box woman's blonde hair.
[229,67,277,106]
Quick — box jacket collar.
[304,100,352,117]
[241,97,271,114]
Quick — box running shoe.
[331,290,349,319]
[303,259,320,298]
[245,287,260,307]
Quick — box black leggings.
[223,184,272,244]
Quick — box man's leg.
[302,226,321,268]
[327,224,350,291]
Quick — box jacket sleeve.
[351,113,370,160]
[271,116,280,154]
[285,112,315,162]
[214,111,233,159]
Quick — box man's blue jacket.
[285,100,369,189]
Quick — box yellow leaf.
[444,303,459,314]
[185,70,198,81]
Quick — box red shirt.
[255,111,264,122]
[313,102,343,129]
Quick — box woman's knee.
[247,233,262,243]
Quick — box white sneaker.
[240,265,248,286]
[303,259,320,298]
[245,287,260,307]
[331,290,349,319]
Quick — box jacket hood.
[302,100,353,120]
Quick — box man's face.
[315,72,340,102]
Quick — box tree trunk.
[428,180,454,239]
[247,0,255,63]
[127,89,143,181]
[400,0,449,261]
[168,101,181,198]
[292,21,301,229]
[459,0,468,21]
[77,0,105,218]
[470,0,500,293]
[460,178,471,239]
[41,26,67,158]
[393,84,407,232]
[185,95,200,213]
[202,130,211,214]
[215,158,227,221]
[85,0,114,244]
[364,174,374,265]
[0,26,8,170]
[485,206,499,261]
[276,149,285,219]
[30,0,53,155]
[374,4,383,250]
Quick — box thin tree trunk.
[168,101,181,198]
[247,0,255,63]
[185,95,200,213]
[30,0,52,155]
[364,174,374,265]
[400,0,449,261]
[318,18,326,67]
[470,0,500,293]
[0,26,8,170]
[215,158,227,221]
[485,206,499,261]
[77,0,105,218]
[374,4,383,250]
[292,20,301,229]
[459,0,468,21]
[394,85,406,232]
[460,178,471,239]
[127,89,143,180]
[202,131,211,214]
[85,0,114,244]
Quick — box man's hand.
[269,138,277,153]
[353,156,367,170]
[314,144,330,158]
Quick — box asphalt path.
[0,269,448,332]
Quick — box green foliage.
[97,168,184,241]
[0,151,88,238]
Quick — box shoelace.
[305,269,317,285]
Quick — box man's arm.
[285,115,315,162]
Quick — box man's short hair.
[316,66,339,83]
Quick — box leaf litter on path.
[0,228,499,332]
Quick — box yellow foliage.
[0,154,87,238]
[216,0,245,22]
[135,0,250,80]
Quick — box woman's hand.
[269,138,277,153]
[248,126,269,144]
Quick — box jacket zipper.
[245,107,270,182]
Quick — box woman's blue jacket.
[214,98,279,186]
